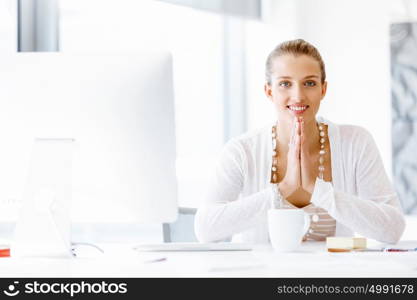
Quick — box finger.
[297,118,302,136]
[289,121,294,146]
[289,121,299,158]
[300,120,308,165]
[290,117,297,146]
[300,119,305,146]
[294,121,300,147]
[295,122,301,159]
[288,119,296,152]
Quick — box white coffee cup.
[268,209,311,252]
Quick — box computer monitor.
[0,52,178,224]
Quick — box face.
[264,54,327,124]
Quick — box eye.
[305,80,317,87]
[279,81,291,87]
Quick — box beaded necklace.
[270,122,327,184]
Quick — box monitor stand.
[12,138,75,258]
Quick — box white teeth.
[288,106,307,111]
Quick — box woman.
[194,39,405,244]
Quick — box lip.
[287,105,309,115]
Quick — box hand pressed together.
[279,117,317,199]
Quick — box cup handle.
[302,213,311,235]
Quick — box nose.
[290,84,305,102]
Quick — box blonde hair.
[265,39,326,85]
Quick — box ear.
[264,83,273,100]
[320,81,327,100]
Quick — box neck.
[276,117,321,154]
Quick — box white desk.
[1,241,417,277]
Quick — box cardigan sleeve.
[311,128,405,244]
[194,138,275,243]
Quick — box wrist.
[304,180,316,194]
[278,181,292,199]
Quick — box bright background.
[0,0,416,241]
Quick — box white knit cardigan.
[194,116,405,244]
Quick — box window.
[0,0,17,52]
[245,19,277,130]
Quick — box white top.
[194,116,405,244]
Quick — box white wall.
[0,0,16,52]
[294,0,392,177]
[247,0,417,179]
[246,0,299,133]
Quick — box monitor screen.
[0,52,178,223]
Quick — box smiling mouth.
[287,105,309,114]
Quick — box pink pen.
[383,248,417,252]
[144,257,167,263]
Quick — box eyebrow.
[277,75,319,80]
